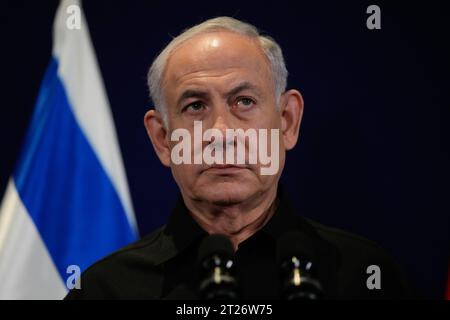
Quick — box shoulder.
[92,226,166,266]
[305,218,390,259]
[65,226,167,299]
[303,217,414,298]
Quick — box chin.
[196,180,256,205]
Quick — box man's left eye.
[236,97,255,109]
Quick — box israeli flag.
[0,0,138,299]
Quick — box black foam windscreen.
[198,234,235,263]
[276,231,316,263]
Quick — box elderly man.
[66,17,412,299]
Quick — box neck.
[183,186,279,251]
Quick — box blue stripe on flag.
[13,58,136,279]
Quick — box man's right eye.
[183,102,205,113]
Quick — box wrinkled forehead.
[161,31,273,92]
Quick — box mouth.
[202,164,248,174]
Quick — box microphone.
[277,231,323,300]
[197,234,240,299]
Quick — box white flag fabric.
[0,0,138,299]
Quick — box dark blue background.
[1,1,448,298]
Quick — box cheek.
[170,164,195,190]
[257,107,282,128]
[278,150,286,171]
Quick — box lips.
[210,164,245,169]
[203,164,248,173]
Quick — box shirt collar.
[156,184,315,265]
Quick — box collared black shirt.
[65,187,413,299]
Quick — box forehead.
[161,31,272,95]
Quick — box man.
[66,16,412,299]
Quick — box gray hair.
[147,16,288,124]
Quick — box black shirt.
[65,187,413,299]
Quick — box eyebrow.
[224,81,261,99]
[176,81,261,107]
[177,89,209,107]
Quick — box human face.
[152,32,290,206]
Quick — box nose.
[209,104,233,135]
[211,115,230,135]
[202,103,236,152]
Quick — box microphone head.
[197,234,239,299]
[276,231,316,264]
[198,234,235,264]
[277,231,323,300]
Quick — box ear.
[144,109,171,167]
[280,89,304,150]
